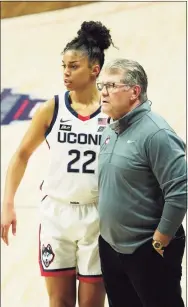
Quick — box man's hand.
[153,229,172,257]
[153,229,172,247]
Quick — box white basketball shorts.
[38,196,102,283]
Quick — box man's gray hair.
[104,59,148,102]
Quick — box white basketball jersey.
[41,91,108,205]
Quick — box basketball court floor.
[1,2,187,306]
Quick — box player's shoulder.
[39,91,66,134]
[55,90,68,104]
[32,97,55,128]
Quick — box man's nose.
[101,85,109,96]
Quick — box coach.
[97,58,187,307]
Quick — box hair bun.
[77,21,113,50]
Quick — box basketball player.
[1,21,115,307]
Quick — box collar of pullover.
[109,100,151,134]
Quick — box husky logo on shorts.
[42,244,55,267]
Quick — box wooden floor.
[1,2,187,306]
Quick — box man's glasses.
[97,82,130,93]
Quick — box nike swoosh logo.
[60,119,71,123]
[127,140,135,143]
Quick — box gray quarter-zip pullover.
[98,101,187,254]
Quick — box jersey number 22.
[67,149,96,173]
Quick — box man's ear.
[130,85,141,101]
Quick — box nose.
[101,85,109,96]
[64,67,71,77]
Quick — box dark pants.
[99,227,185,307]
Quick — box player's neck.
[70,84,100,106]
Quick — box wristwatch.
[152,240,165,251]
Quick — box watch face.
[154,242,161,249]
